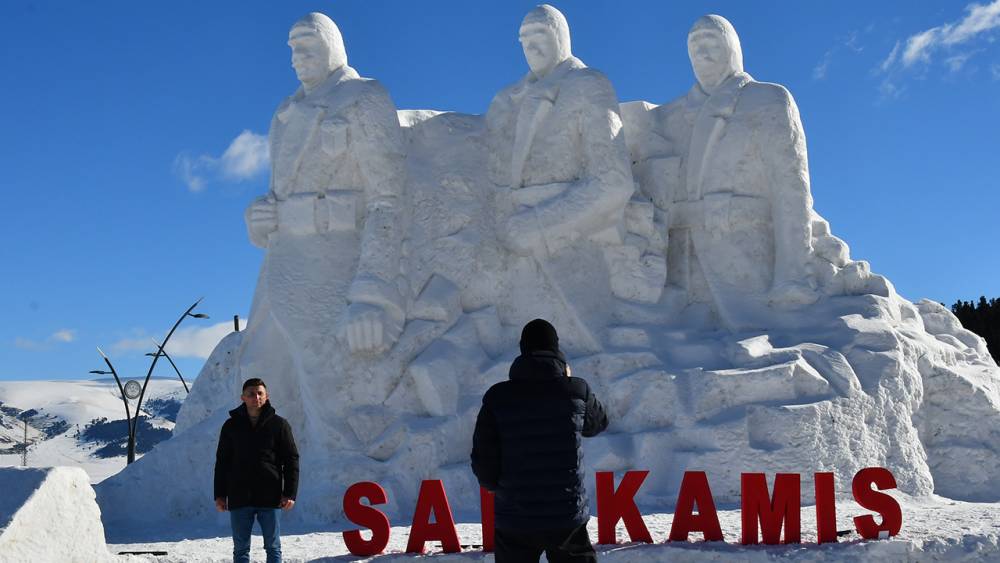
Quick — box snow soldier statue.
[650,15,818,330]
[486,4,635,354]
[241,12,407,440]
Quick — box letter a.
[596,471,653,544]
[740,473,801,545]
[406,480,461,554]
[343,481,391,556]
[668,471,723,542]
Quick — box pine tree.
[952,296,1000,361]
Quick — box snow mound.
[0,466,112,562]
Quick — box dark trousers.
[494,523,597,563]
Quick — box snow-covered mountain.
[0,378,185,483]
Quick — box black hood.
[509,349,568,381]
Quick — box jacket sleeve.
[582,384,609,437]
[470,401,501,491]
[278,419,300,500]
[214,421,232,500]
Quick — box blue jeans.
[230,507,281,563]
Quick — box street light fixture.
[145,337,190,394]
[93,298,208,464]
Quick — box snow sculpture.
[97,10,1000,534]
[485,4,648,354]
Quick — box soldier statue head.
[687,14,743,93]
[288,13,348,91]
[519,4,572,79]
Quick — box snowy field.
[107,495,1000,562]
[0,378,185,483]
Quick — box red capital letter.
[596,471,653,544]
[406,480,461,554]
[480,487,495,552]
[668,471,723,542]
[741,473,801,545]
[342,481,391,556]
[815,472,837,544]
[852,467,902,539]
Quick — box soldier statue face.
[688,30,732,92]
[519,22,561,78]
[289,30,332,88]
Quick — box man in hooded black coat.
[471,319,609,562]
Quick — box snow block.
[0,467,112,562]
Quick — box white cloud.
[813,29,869,81]
[13,329,78,350]
[884,0,1000,71]
[174,130,269,192]
[221,131,269,180]
[112,319,247,360]
[51,329,76,343]
[813,51,832,80]
[14,337,45,350]
[991,62,1000,78]
[173,153,212,193]
[879,41,902,73]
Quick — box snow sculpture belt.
[669,193,770,233]
[276,190,361,236]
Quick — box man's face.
[519,24,560,78]
[688,31,731,91]
[241,385,268,410]
[289,32,331,86]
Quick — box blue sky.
[2,1,998,381]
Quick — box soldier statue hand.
[344,302,403,356]
[246,195,278,248]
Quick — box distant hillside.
[0,379,185,483]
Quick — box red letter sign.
[815,472,837,544]
[668,471,723,542]
[852,467,902,539]
[342,481,391,556]
[480,487,495,552]
[406,480,461,554]
[741,473,801,545]
[596,471,653,544]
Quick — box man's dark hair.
[242,378,267,392]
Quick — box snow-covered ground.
[109,494,1000,562]
[0,378,185,483]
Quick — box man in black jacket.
[471,319,609,562]
[215,378,299,563]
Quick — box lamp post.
[93,298,208,464]
[145,337,189,394]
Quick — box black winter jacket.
[471,350,609,531]
[214,402,300,509]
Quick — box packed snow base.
[0,467,113,562]
[105,495,1000,562]
[98,7,1000,545]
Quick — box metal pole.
[22,417,27,467]
[149,338,189,394]
[131,298,205,457]
[98,347,135,464]
[234,314,240,332]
